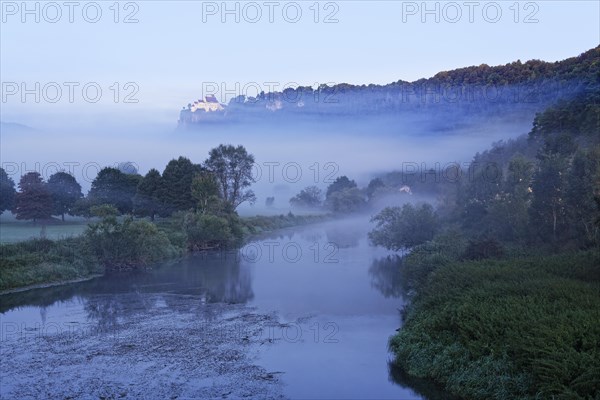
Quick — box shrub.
[85,212,178,270]
[182,212,234,250]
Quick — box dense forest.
[366,65,600,399]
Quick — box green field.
[0,219,89,244]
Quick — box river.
[0,217,438,399]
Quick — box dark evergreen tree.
[133,169,164,221]
[88,167,141,214]
[160,157,199,213]
[14,172,53,222]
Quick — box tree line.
[369,86,600,252]
[0,144,256,225]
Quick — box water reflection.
[388,361,458,400]
[324,223,362,248]
[368,255,407,299]
[1,251,253,324]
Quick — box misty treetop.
[289,186,323,209]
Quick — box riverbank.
[0,237,103,292]
[0,213,331,292]
[390,243,600,400]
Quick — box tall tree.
[160,157,199,213]
[565,148,600,245]
[459,160,504,235]
[47,172,83,221]
[88,167,141,214]
[14,172,53,222]
[0,168,16,215]
[326,187,366,213]
[529,132,578,245]
[529,154,568,245]
[191,171,222,214]
[486,154,533,241]
[133,169,164,221]
[204,145,256,210]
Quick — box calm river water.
[1,217,442,399]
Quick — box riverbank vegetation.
[0,237,101,291]
[0,144,335,291]
[369,85,600,398]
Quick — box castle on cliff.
[179,95,226,124]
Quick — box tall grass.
[390,250,600,399]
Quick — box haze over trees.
[289,186,322,208]
[181,46,599,129]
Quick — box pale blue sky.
[1,0,599,124]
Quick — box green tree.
[326,187,366,213]
[369,203,439,251]
[88,167,141,214]
[0,168,16,215]
[71,197,93,219]
[14,172,53,222]
[191,171,222,214]
[161,157,199,213]
[289,186,322,208]
[133,168,164,221]
[47,172,83,221]
[204,145,256,210]
[326,176,357,199]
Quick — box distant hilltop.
[177,46,599,128]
